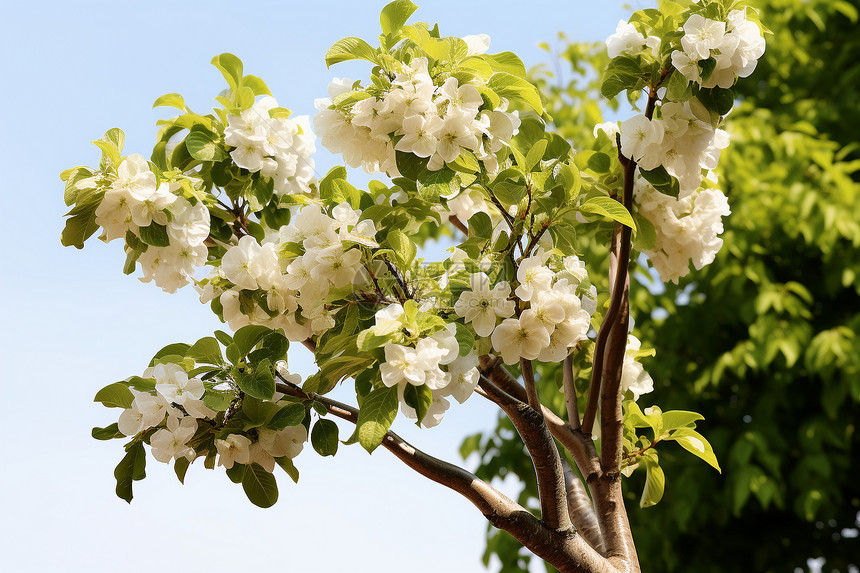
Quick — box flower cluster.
[449,255,595,366]
[634,174,731,283]
[620,101,729,197]
[199,203,377,341]
[115,360,308,472]
[224,96,317,196]
[314,54,521,177]
[93,154,211,293]
[672,10,766,89]
[375,306,480,428]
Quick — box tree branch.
[561,457,605,555]
[477,373,571,531]
[479,355,602,484]
[274,373,615,573]
[448,215,468,235]
[521,358,542,412]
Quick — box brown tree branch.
[477,374,571,531]
[561,457,606,554]
[479,355,602,483]
[448,215,469,235]
[521,358,542,412]
[479,356,638,572]
[600,229,631,474]
[274,373,615,573]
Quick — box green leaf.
[417,167,456,201]
[325,37,378,68]
[186,128,227,162]
[60,208,100,249]
[94,383,135,409]
[139,223,171,248]
[174,457,190,484]
[640,165,680,198]
[524,139,548,172]
[114,441,146,503]
[275,457,300,483]
[557,163,582,201]
[403,384,433,425]
[469,212,493,239]
[234,359,276,400]
[356,385,398,453]
[231,325,272,359]
[211,53,244,91]
[487,72,543,113]
[454,323,475,356]
[311,419,340,456]
[387,228,416,267]
[267,403,306,430]
[380,0,418,35]
[661,410,704,431]
[640,457,665,508]
[666,428,721,472]
[665,69,693,102]
[578,197,636,229]
[587,152,612,173]
[92,423,124,440]
[152,93,186,110]
[242,463,279,508]
[242,75,271,96]
[696,88,735,116]
[186,336,224,365]
[150,343,191,366]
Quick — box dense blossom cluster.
[115,360,308,472]
[672,10,766,88]
[199,203,378,340]
[313,54,521,177]
[375,307,479,427]
[93,154,211,292]
[634,174,731,283]
[453,254,596,365]
[605,8,764,283]
[224,96,316,196]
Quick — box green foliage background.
[466,0,860,570]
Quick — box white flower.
[434,114,479,163]
[216,434,252,469]
[620,114,664,168]
[621,335,654,400]
[454,273,515,337]
[118,390,168,436]
[443,353,480,404]
[491,310,551,364]
[373,303,405,336]
[167,197,210,247]
[395,114,441,158]
[150,416,197,463]
[671,50,702,84]
[437,77,483,117]
[606,20,646,59]
[681,14,726,61]
[514,257,554,302]
[380,343,422,387]
[154,363,204,406]
[221,235,262,290]
[129,183,176,228]
[258,425,307,459]
[115,154,157,201]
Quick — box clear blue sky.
[0,1,647,571]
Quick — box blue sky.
[0,1,646,571]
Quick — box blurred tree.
[466,0,860,570]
